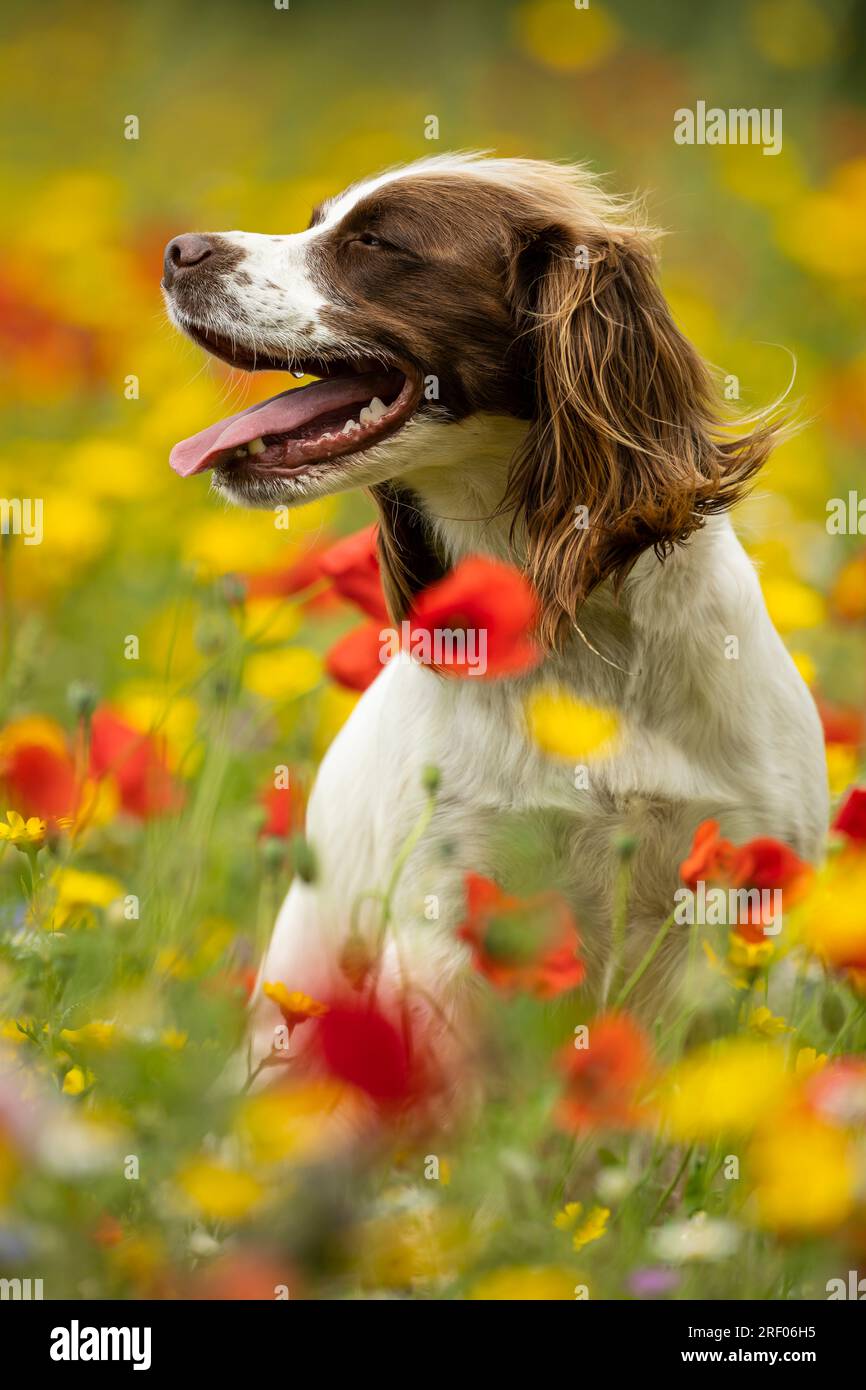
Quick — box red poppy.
[318,525,389,622]
[679,820,740,891]
[681,820,812,942]
[325,621,386,692]
[89,707,182,819]
[733,837,811,894]
[556,1012,653,1131]
[833,787,866,846]
[313,1000,429,1107]
[1,742,77,820]
[259,775,307,839]
[458,872,584,999]
[406,556,541,678]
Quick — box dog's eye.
[354,232,382,248]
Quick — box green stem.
[603,852,632,1005]
[650,1143,694,1223]
[614,909,677,1010]
[367,781,438,1003]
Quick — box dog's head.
[164,153,777,645]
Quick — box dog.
[162,152,828,1077]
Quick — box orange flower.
[262,981,329,1030]
[458,872,584,999]
[679,820,740,891]
[406,556,541,678]
[556,1013,653,1131]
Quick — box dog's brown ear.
[505,224,782,649]
[370,481,447,621]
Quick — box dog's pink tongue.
[169,387,311,477]
[169,372,398,477]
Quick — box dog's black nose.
[162,233,214,288]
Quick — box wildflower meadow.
[2,0,866,1312]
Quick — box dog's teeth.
[359,406,374,426]
[341,418,360,435]
[368,396,387,421]
[247,438,266,455]
[291,370,305,379]
[234,446,248,458]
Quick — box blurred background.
[0,0,865,1301]
[2,0,865,726]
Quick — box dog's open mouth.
[169,325,422,480]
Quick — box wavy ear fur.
[505,223,784,649]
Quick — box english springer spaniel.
[162,153,827,1072]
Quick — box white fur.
[250,453,828,1064]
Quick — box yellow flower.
[51,868,125,928]
[747,1007,791,1038]
[572,1205,610,1252]
[60,1021,116,1049]
[826,744,859,798]
[177,1158,265,1223]
[0,810,46,849]
[553,1200,609,1249]
[244,647,322,702]
[62,1066,94,1096]
[0,1018,32,1046]
[659,1040,792,1140]
[236,1080,353,1166]
[262,982,329,1029]
[160,1028,188,1051]
[526,686,620,760]
[728,933,774,973]
[514,0,620,73]
[776,159,866,280]
[468,1265,579,1300]
[553,1200,583,1231]
[789,650,816,687]
[794,1047,828,1079]
[761,577,824,633]
[748,1115,856,1233]
[240,597,302,646]
[797,856,866,972]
